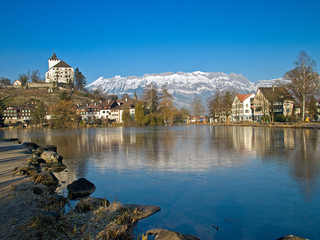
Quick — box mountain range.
[86,71,281,108]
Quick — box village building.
[45,53,74,85]
[231,93,255,122]
[253,87,294,121]
[2,104,35,123]
[13,80,22,86]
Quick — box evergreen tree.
[74,67,87,91]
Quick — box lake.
[1,125,320,240]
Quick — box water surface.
[1,126,320,240]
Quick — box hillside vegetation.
[0,87,94,106]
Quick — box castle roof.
[49,53,59,61]
[52,60,72,68]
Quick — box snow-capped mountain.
[86,71,281,108]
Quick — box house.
[45,53,74,85]
[2,106,19,122]
[13,80,22,86]
[254,86,294,121]
[231,93,255,122]
[2,104,34,123]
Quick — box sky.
[1,0,320,84]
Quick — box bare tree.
[142,83,159,114]
[283,51,319,121]
[191,96,205,118]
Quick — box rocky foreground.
[0,139,310,240]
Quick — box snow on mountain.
[86,71,282,108]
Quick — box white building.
[45,53,74,85]
[231,93,255,122]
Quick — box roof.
[237,93,254,102]
[52,60,72,68]
[49,53,59,61]
[258,87,293,102]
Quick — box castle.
[45,53,74,84]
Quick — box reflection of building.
[45,53,74,85]
[254,87,294,121]
[231,93,255,122]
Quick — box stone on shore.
[67,178,96,199]
[74,197,110,213]
[23,142,41,150]
[123,204,161,220]
[32,171,59,187]
[41,162,67,172]
[41,151,63,163]
[146,229,200,240]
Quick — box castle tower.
[48,52,60,69]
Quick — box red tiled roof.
[237,93,254,102]
[52,60,72,68]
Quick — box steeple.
[48,52,60,69]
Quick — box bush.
[260,115,270,122]
[274,114,286,122]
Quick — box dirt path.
[0,141,30,200]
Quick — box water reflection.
[1,126,320,178]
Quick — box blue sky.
[1,0,319,84]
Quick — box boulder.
[146,229,200,240]
[43,145,57,153]
[15,166,40,176]
[23,142,40,150]
[41,151,63,163]
[67,178,96,200]
[32,171,59,187]
[41,162,66,172]
[74,197,110,213]
[123,204,161,220]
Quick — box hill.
[0,87,94,107]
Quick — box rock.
[23,142,40,150]
[74,197,110,213]
[41,151,63,163]
[41,162,66,172]
[123,204,161,220]
[276,235,309,240]
[3,138,20,143]
[146,229,200,240]
[67,178,96,200]
[15,166,40,176]
[32,171,59,187]
[43,145,57,153]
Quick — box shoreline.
[0,139,201,240]
[1,122,320,131]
